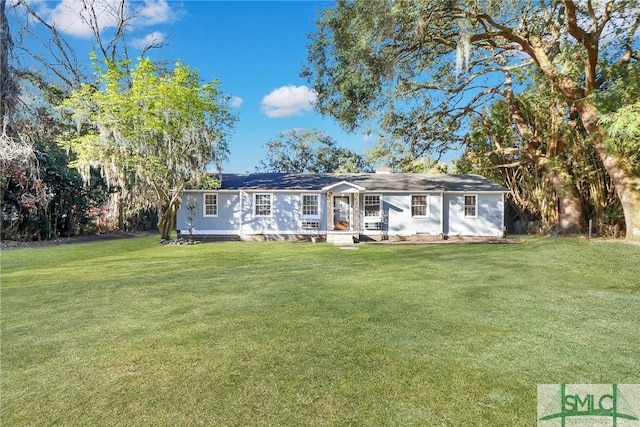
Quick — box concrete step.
[327,233,358,245]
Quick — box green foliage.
[1,136,108,241]
[36,137,108,236]
[305,0,640,239]
[595,62,640,114]
[304,1,540,151]
[595,62,640,179]
[59,57,236,239]
[600,101,640,177]
[259,129,373,173]
[367,140,450,173]
[304,0,467,158]
[1,134,109,241]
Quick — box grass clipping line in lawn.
[1,236,639,425]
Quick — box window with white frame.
[411,195,428,217]
[364,222,382,230]
[302,194,319,217]
[301,220,320,229]
[203,193,218,217]
[464,195,477,217]
[364,195,381,217]
[254,193,272,216]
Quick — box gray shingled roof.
[215,173,509,192]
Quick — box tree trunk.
[115,192,124,231]
[577,102,640,241]
[1,0,12,124]
[115,170,126,230]
[502,70,583,234]
[547,168,582,233]
[157,199,177,240]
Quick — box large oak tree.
[304,0,640,240]
[259,129,374,173]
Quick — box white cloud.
[39,0,115,38]
[132,31,166,50]
[31,0,178,39]
[228,96,244,108]
[134,0,176,26]
[261,85,317,118]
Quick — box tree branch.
[14,0,83,89]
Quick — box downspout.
[502,192,506,237]
[440,190,445,238]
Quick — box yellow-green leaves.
[59,57,236,238]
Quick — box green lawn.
[1,237,639,426]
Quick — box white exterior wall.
[177,191,241,235]
[443,193,504,237]
[177,191,326,236]
[376,193,442,237]
[178,190,505,238]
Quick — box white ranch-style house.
[177,172,509,243]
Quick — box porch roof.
[213,173,509,193]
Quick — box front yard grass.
[1,237,639,425]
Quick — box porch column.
[327,192,334,231]
[353,192,360,232]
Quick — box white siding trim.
[501,192,506,233]
[178,229,327,235]
[177,229,240,235]
[322,180,366,192]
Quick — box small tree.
[185,195,198,243]
[61,58,236,240]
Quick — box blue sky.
[12,0,376,172]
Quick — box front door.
[333,196,350,230]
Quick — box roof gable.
[321,180,366,192]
